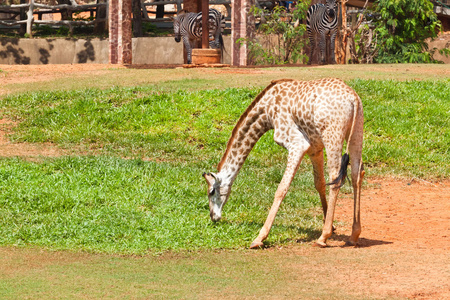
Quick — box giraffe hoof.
[313,241,327,248]
[250,241,264,249]
[345,240,359,247]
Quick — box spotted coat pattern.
[203,78,365,248]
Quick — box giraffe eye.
[209,188,216,196]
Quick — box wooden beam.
[201,0,209,48]
[346,0,374,8]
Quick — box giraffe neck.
[217,106,271,186]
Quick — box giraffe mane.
[217,79,296,171]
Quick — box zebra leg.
[330,30,337,64]
[319,33,327,65]
[184,37,198,64]
[182,35,192,64]
[308,33,315,65]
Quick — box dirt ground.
[333,178,450,299]
[0,64,449,299]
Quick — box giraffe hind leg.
[347,122,364,246]
[315,135,345,247]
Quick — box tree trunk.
[132,0,143,37]
[335,0,348,64]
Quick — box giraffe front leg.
[250,134,310,249]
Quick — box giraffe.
[203,78,365,248]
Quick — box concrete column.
[231,0,254,66]
[109,0,132,64]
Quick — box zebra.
[306,0,338,65]
[173,8,225,64]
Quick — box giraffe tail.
[327,92,360,189]
[327,153,350,188]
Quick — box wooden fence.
[0,0,232,37]
[0,0,107,37]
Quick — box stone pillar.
[231,0,254,66]
[109,0,132,64]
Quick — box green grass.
[0,246,390,299]
[350,79,450,178]
[0,156,321,254]
[0,79,449,254]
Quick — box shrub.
[239,3,310,65]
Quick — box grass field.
[0,64,449,299]
[0,76,449,254]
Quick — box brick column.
[231,0,254,66]
[109,0,132,64]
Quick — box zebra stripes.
[306,0,338,65]
[173,8,225,64]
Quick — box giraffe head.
[202,172,231,222]
[325,0,337,19]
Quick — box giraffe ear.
[203,172,215,186]
[202,172,220,187]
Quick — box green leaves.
[349,79,450,177]
[373,0,442,63]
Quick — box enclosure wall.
[0,36,232,65]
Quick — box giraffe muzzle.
[210,210,221,222]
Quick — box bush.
[373,0,442,63]
[239,3,310,65]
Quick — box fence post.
[26,0,34,37]
[19,0,27,36]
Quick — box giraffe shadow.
[219,219,391,249]
[220,219,323,246]
[330,234,393,248]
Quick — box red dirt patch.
[334,178,450,251]
[0,118,62,157]
[331,178,450,299]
